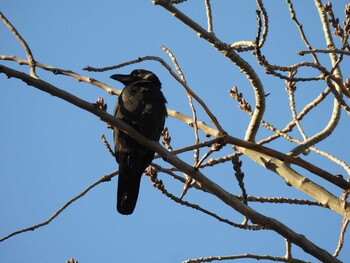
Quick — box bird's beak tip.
[110,74,118,80]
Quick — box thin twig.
[183,253,308,263]
[199,153,235,168]
[161,127,173,151]
[0,170,118,242]
[160,45,201,166]
[286,0,320,64]
[286,71,308,141]
[155,136,225,160]
[333,218,349,257]
[195,143,224,168]
[256,0,269,48]
[255,9,263,49]
[147,168,265,231]
[231,154,248,205]
[298,48,350,56]
[0,12,39,78]
[0,55,120,95]
[310,146,350,178]
[285,239,292,261]
[204,0,213,33]
[235,195,323,206]
[259,87,331,145]
[334,190,350,257]
[101,134,115,157]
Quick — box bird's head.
[110,69,161,86]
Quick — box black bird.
[110,69,167,215]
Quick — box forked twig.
[0,12,39,78]
[286,0,320,64]
[147,167,265,231]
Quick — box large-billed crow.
[110,69,167,215]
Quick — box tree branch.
[153,0,266,142]
[298,48,350,56]
[183,253,308,263]
[0,170,117,242]
[289,0,344,156]
[0,12,39,79]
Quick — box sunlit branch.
[160,45,201,166]
[333,218,349,257]
[286,0,320,64]
[204,0,213,33]
[153,0,266,142]
[0,12,39,78]
[289,0,343,156]
[0,55,120,95]
[286,72,308,141]
[310,146,350,178]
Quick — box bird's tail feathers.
[117,163,143,215]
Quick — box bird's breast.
[121,87,164,118]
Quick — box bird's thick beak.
[110,73,133,85]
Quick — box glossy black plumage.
[110,69,167,215]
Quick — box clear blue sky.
[1,1,349,262]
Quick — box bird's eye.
[132,70,140,77]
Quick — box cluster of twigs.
[1,1,350,262]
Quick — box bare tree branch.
[147,168,265,231]
[160,45,201,167]
[182,253,308,263]
[298,48,350,56]
[204,0,213,33]
[286,0,320,64]
[153,0,266,142]
[0,12,39,79]
[0,170,117,242]
[289,0,344,156]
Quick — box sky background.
[1,1,349,262]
